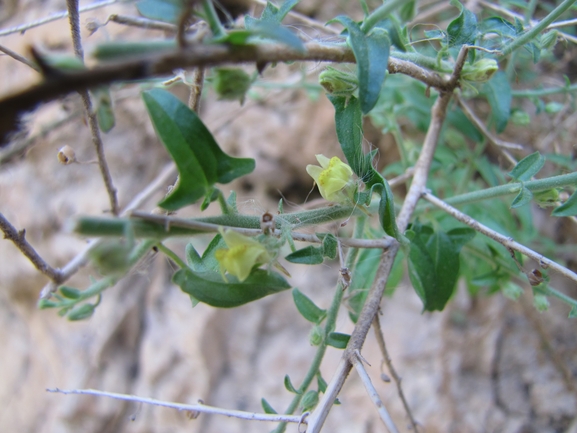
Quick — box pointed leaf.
[173,268,290,308]
[326,332,350,349]
[245,0,299,27]
[143,89,254,210]
[508,151,545,181]
[261,398,277,414]
[511,187,533,208]
[317,373,328,393]
[292,288,327,324]
[447,2,478,47]
[320,233,338,259]
[285,246,324,264]
[552,189,577,217]
[136,0,183,23]
[185,243,203,271]
[483,71,511,133]
[284,374,299,394]
[333,16,390,114]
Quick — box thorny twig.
[47,388,305,424]
[0,44,40,71]
[0,213,63,283]
[373,315,420,433]
[66,0,119,215]
[0,0,123,37]
[422,190,577,286]
[351,350,400,433]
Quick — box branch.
[46,388,305,424]
[351,350,400,433]
[126,211,396,249]
[0,42,450,146]
[66,0,119,215]
[0,44,40,71]
[0,0,121,37]
[456,94,522,154]
[0,213,63,283]
[373,315,420,433]
[308,83,456,433]
[422,191,577,285]
[39,163,177,298]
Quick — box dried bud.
[57,145,76,165]
[260,211,275,234]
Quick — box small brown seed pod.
[57,145,76,165]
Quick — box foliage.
[2,0,577,430]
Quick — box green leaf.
[93,88,115,133]
[398,1,417,22]
[185,243,204,271]
[552,190,577,217]
[483,71,511,133]
[317,373,328,393]
[143,89,254,210]
[261,398,277,414]
[479,16,516,39]
[301,390,319,412]
[333,16,390,114]
[136,0,183,23]
[173,268,290,308]
[67,304,95,321]
[407,223,475,312]
[326,332,350,349]
[38,299,59,309]
[569,305,577,319]
[59,286,81,299]
[511,186,533,208]
[329,95,401,240]
[284,374,300,394]
[245,0,299,27]
[285,246,324,264]
[447,1,478,47]
[508,152,545,181]
[292,288,327,324]
[320,233,338,259]
[224,22,304,52]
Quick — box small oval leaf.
[508,152,545,181]
[326,332,350,349]
[510,186,533,208]
[173,268,290,308]
[67,304,95,321]
[285,246,324,265]
[284,374,299,394]
[552,190,577,217]
[59,286,82,299]
[261,398,277,414]
[292,288,327,324]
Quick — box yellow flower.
[215,229,270,282]
[306,155,355,203]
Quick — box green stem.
[75,205,366,238]
[201,0,226,39]
[391,51,453,73]
[361,0,409,33]
[498,0,577,59]
[156,242,187,268]
[272,217,366,433]
[525,0,539,25]
[443,171,577,208]
[512,82,577,97]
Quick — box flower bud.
[300,390,319,412]
[541,30,558,50]
[309,325,323,346]
[461,58,499,82]
[318,67,358,96]
[213,68,252,103]
[533,293,550,312]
